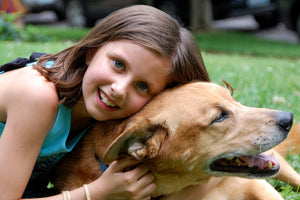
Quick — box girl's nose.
[111,80,129,101]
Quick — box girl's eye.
[136,82,149,92]
[113,60,124,70]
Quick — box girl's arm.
[0,67,59,199]
[29,158,156,200]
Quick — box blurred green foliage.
[0,12,47,41]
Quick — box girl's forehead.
[101,39,165,56]
[96,40,167,63]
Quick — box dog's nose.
[277,112,293,132]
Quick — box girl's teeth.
[100,92,117,108]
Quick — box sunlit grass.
[203,53,300,122]
[0,40,73,64]
[195,31,300,58]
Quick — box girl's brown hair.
[35,5,209,107]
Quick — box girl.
[0,5,209,200]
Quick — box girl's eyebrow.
[108,51,130,68]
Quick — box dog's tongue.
[239,153,278,169]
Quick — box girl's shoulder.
[0,66,59,117]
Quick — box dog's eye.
[211,111,229,124]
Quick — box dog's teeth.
[226,157,234,160]
[268,161,272,169]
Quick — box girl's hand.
[90,157,156,200]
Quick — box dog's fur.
[51,82,299,200]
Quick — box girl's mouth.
[98,89,120,110]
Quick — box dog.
[51,82,299,200]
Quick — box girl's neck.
[70,98,95,135]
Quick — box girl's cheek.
[130,96,151,113]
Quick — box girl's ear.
[85,48,97,66]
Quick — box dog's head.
[101,82,293,196]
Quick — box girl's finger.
[124,163,150,181]
[137,171,155,185]
[139,180,156,197]
[107,157,140,172]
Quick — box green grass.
[0,25,299,198]
[25,25,90,42]
[0,40,73,63]
[203,53,300,122]
[195,31,300,58]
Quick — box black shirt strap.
[0,52,46,73]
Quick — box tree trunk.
[190,0,213,31]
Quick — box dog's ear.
[102,116,167,164]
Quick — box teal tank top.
[0,103,86,157]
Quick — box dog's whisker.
[260,144,262,153]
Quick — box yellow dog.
[52,82,299,200]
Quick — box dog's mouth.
[209,153,280,178]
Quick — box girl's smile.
[97,88,119,111]
[82,40,172,121]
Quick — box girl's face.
[82,40,171,121]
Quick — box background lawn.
[0,25,299,199]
